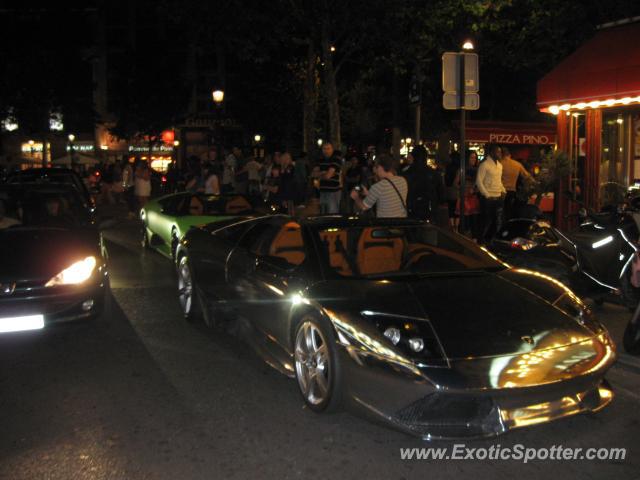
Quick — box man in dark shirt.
[318,142,342,214]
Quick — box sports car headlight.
[362,312,447,363]
[45,256,97,287]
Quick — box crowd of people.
[92,141,535,243]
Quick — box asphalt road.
[1,217,639,480]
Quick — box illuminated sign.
[66,143,95,152]
[21,142,44,153]
[488,134,551,145]
[128,145,174,153]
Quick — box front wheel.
[177,256,201,322]
[141,226,150,249]
[294,315,342,413]
[624,319,640,354]
[620,268,640,310]
[170,230,179,260]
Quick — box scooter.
[493,202,640,307]
[565,204,640,308]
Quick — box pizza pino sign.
[488,133,552,144]
[464,121,557,145]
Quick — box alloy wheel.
[295,320,331,406]
[177,257,193,315]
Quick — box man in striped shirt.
[318,142,342,214]
[351,154,408,218]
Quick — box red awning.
[464,121,556,145]
[537,22,640,109]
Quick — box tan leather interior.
[225,196,252,214]
[357,227,404,275]
[319,229,352,275]
[189,196,204,216]
[269,222,305,265]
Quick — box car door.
[225,218,276,310]
[228,217,308,346]
[147,195,182,245]
[193,218,259,302]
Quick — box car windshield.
[0,185,89,229]
[314,224,506,278]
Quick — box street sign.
[442,92,480,110]
[442,52,479,94]
[442,51,481,230]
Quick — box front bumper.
[337,332,616,440]
[0,270,108,327]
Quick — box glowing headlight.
[46,256,97,287]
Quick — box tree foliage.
[2,0,639,150]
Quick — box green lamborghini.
[140,192,258,260]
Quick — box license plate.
[0,314,45,333]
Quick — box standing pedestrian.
[263,164,281,205]
[350,154,408,218]
[476,145,506,243]
[279,152,296,215]
[233,147,248,195]
[244,156,263,198]
[134,159,152,210]
[318,142,342,214]
[457,150,481,239]
[344,156,362,213]
[501,146,533,221]
[222,147,240,193]
[204,162,221,195]
[401,145,436,219]
[122,158,136,218]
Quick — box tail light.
[161,175,167,183]
[511,237,537,251]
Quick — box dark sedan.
[0,183,108,332]
[175,215,615,439]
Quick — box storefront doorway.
[600,111,630,206]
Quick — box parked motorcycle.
[492,202,640,307]
[568,203,640,307]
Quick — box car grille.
[393,393,501,438]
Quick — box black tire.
[177,255,201,323]
[620,269,640,310]
[623,320,640,354]
[170,229,179,261]
[141,226,150,249]
[199,294,219,329]
[293,314,342,413]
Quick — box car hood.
[0,227,99,283]
[317,270,592,360]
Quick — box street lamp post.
[68,133,76,167]
[212,89,225,158]
[458,40,474,234]
[253,134,263,159]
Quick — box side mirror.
[255,255,294,274]
[578,207,587,218]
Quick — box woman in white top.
[134,160,152,209]
[204,163,220,195]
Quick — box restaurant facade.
[537,19,640,224]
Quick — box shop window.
[600,112,630,207]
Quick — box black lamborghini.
[175,215,615,439]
